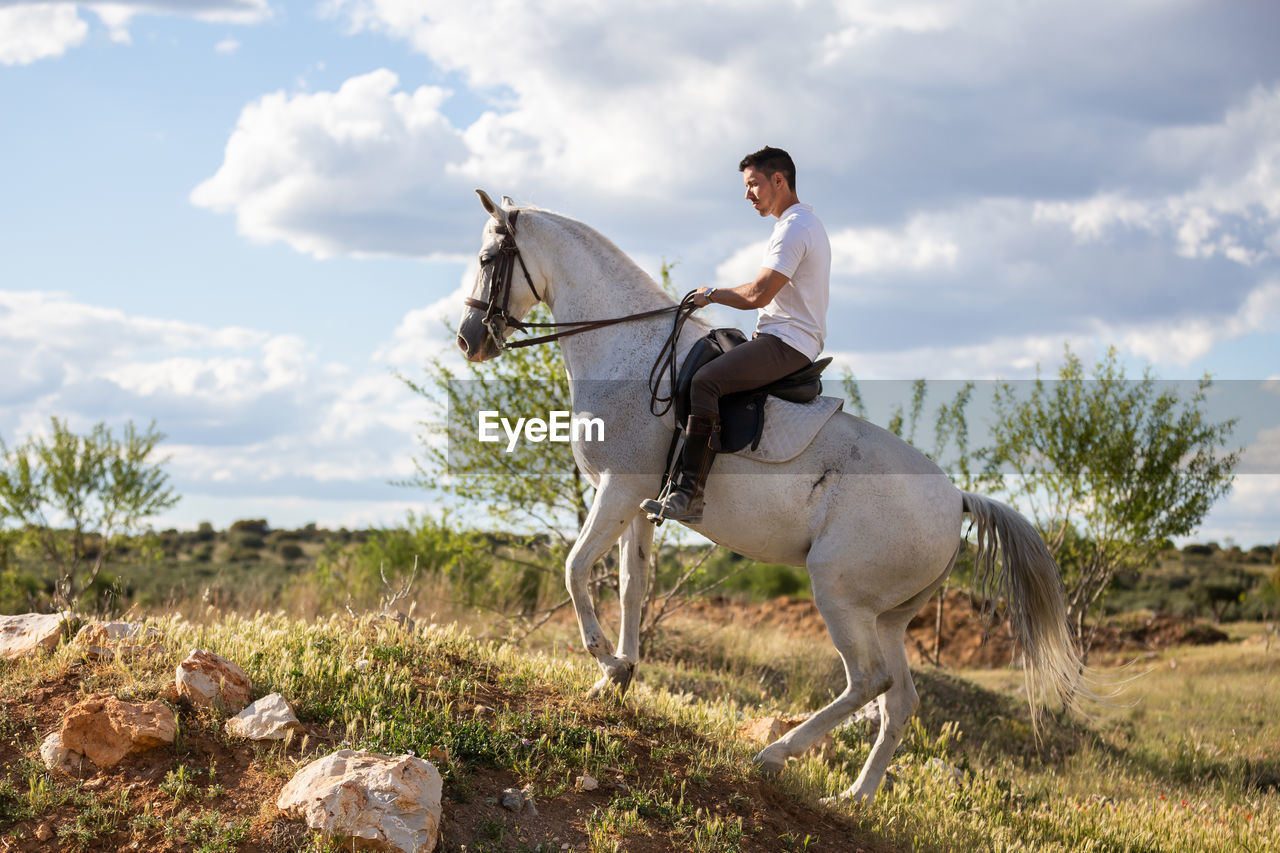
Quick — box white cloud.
[0,0,269,63]
[1113,280,1280,365]
[373,275,473,370]
[830,277,1280,379]
[1190,475,1280,547]
[180,3,1280,404]
[191,3,1279,365]
[0,4,87,66]
[0,290,434,526]
[191,69,473,258]
[214,37,239,54]
[1034,86,1280,266]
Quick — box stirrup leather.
[641,415,719,524]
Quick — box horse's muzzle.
[457,312,501,362]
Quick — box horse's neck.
[539,225,706,384]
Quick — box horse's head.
[456,190,546,362]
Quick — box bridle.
[463,209,686,351]
[461,208,702,417]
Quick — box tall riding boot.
[641,414,720,524]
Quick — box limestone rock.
[277,749,442,853]
[175,649,251,712]
[39,731,84,775]
[60,694,177,768]
[0,613,67,660]
[225,692,302,741]
[75,621,165,661]
[575,774,598,791]
[738,714,834,757]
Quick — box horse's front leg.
[564,475,647,696]
[587,514,653,698]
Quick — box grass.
[0,606,1276,851]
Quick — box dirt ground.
[684,591,1230,668]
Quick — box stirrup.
[640,485,704,524]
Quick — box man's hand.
[692,286,715,307]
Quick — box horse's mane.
[517,206,677,305]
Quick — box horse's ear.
[501,195,515,208]
[475,189,509,226]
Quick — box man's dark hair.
[739,146,796,192]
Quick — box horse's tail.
[961,491,1090,729]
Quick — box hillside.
[3,607,1279,852]
[1,612,873,852]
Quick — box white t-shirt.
[756,203,831,361]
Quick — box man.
[642,146,832,523]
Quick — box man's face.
[742,166,781,218]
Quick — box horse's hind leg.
[839,607,920,800]
[839,549,958,800]
[588,515,652,698]
[754,566,892,774]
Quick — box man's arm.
[693,267,789,308]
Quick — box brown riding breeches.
[689,333,812,421]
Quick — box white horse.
[455,191,1085,800]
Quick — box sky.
[1,0,1278,544]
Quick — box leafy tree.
[980,346,1240,653]
[403,317,588,538]
[0,418,179,610]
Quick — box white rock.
[575,774,598,791]
[175,649,251,712]
[277,749,442,853]
[0,613,67,660]
[225,693,303,741]
[39,732,84,776]
[74,621,165,661]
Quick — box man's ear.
[476,189,511,228]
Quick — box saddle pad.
[733,394,843,464]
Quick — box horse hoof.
[615,662,636,698]
[586,675,610,699]
[752,750,786,778]
[586,662,635,700]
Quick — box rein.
[464,209,702,415]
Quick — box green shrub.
[229,519,268,536]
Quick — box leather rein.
[462,209,700,415]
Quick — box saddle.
[673,328,832,453]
